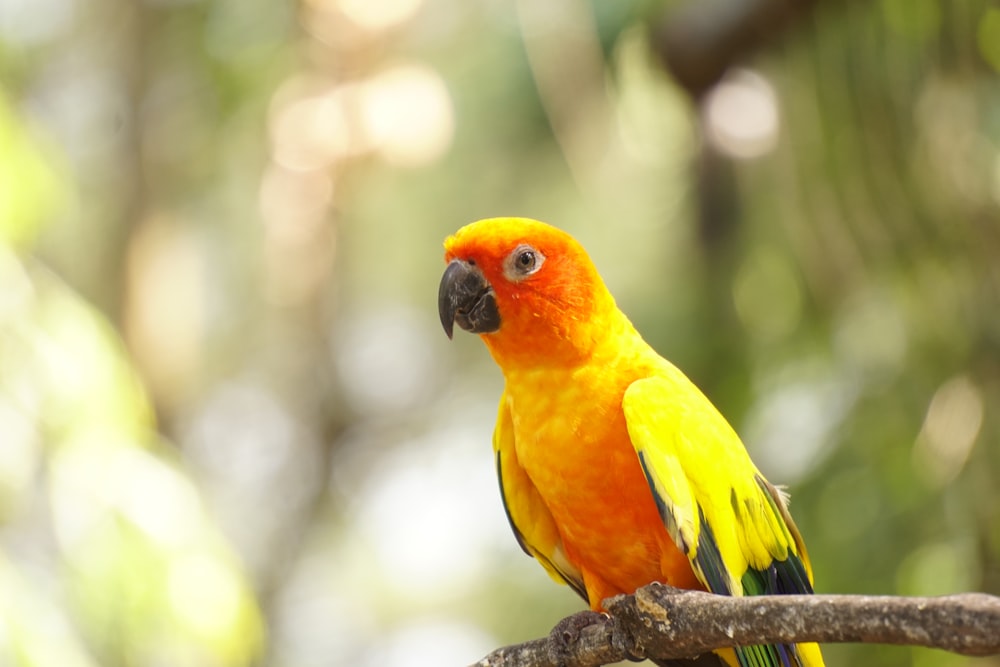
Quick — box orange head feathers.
[439,218,618,368]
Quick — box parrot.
[437,217,824,667]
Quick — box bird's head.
[438,217,617,368]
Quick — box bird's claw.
[546,610,607,665]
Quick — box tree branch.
[472,584,1000,667]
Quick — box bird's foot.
[547,610,646,665]
[547,610,606,665]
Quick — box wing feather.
[623,370,820,667]
[494,392,586,601]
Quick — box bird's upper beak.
[438,259,501,339]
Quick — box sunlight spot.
[335,306,441,415]
[112,449,202,548]
[49,434,130,550]
[0,0,73,46]
[0,398,38,517]
[347,410,505,599]
[704,69,779,159]
[124,214,205,407]
[49,440,201,550]
[167,553,244,638]
[0,247,33,323]
[270,545,378,667]
[270,81,369,170]
[184,381,297,487]
[360,64,454,167]
[258,164,333,245]
[745,363,855,482]
[334,0,423,31]
[912,375,982,487]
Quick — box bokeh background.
[1,0,999,666]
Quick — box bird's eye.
[505,244,545,280]
[516,251,535,270]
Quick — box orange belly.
[509,376,703,609]
[549,441,703,608]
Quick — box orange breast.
[506,366,702,609]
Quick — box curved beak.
[438,260,501,339]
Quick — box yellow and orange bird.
[438,218,824,667]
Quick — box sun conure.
[438,217,824,667]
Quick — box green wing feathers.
[624,373,824,667]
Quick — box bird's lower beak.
[438,260,501,339]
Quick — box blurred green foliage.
[0,0,998,666]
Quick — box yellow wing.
[493,391,586,600]
[623,367,823,667]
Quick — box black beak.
[438,260,501,339]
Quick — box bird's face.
[438,217,609,367]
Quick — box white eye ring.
[504,244,545,280]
